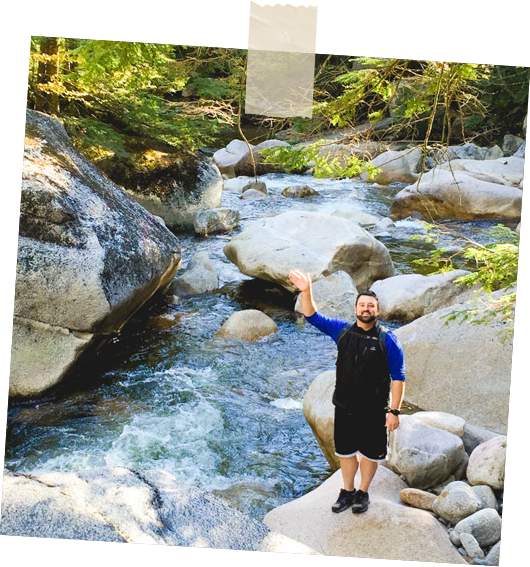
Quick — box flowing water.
[4,172,513,519]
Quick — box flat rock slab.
[264,467,466,563]
[390,168,522,220]
[224,210,395,292]
[0,468,316,553]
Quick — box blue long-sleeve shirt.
[305,311,406,381]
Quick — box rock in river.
[11,110,182,398]
[215,309,278,342]
[224,210,395,292]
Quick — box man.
[289,270,406,514]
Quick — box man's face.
[355,295,380,324]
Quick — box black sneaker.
[331,488,356,513]
[351,489,370,513]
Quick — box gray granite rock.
[454,508,502,548]
[386,415,466,489]
[432,481,484,524]
[169,251,219,296]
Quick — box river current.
[4,172,512,519]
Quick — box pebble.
[461,532,485,559]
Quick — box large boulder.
[394,293,513,434]
[438,156,524,187]
[515,213,530,244]
[11,110,181,398]
[390,166,523,220]
[215,309,278,342]
[466,436,507,490]
[370,270,473,322]
[454,508,502,548]
[264,467,466,563]
[360,147,422,185]
[302,370,338,470]
[124,157,223,230]
[412,411,466,438]
[213,139,290,177]
[294,271,358,320]
[432,480,485,524]
[0,468,315,553]
[168,251,219,296]
[224,211,395,292]
[386,415,466,489]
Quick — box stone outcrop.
[0,467,315,553]
[124,157,223,230]
[390,159,523,220]
[264,467,466,563]
[386,415,466,489]
[370,270,473,322]
[168,251,219,297]
[215,309,278,342]
[224,211,395,292]
[394,292,513,433]
[11,110,182,398]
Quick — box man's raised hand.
[289,270,311,293]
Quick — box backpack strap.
[338,322,388,358]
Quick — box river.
[3,171,513,519]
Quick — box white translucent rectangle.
[245,50,315,117]
[245,0,318,53]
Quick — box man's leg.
[352,457,379,513]
[339,456,359,491]
[358,457,378,492]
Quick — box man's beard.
[357,312,377,324]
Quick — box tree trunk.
[35,37,60,115]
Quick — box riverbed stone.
[302,370,338,470]
[0,468,315,553]
[501,478,525,502]
[264,467,466,563]
[412,411,466,438]
[399,488,436,511]
[467,436,507,490]
[390,166,523,220]
[485,539,526,567]
[224,210,395,292]
[295,271,358,320]
[234,139,290,177]
[471,485,498,511]
[506,492,530,515]
[463,424,502,455]
[242,179,267,194]
[11,110,181,398]
[474,540,501,566]
[360,147,422,185]
[281,185,320,198]
[454,508,502,548]
[331,208,384,228]
[240,188,268,200]
[215,309,278,342]
[461,532,485,559]
[213,139,252,175]
[386,415,466,489]
[370,271,473,322]
[432,481,485,524]
[169,251,219,296]
[515,213,530,244]
[394,290,513,434]
[502,134,525,156]
[438,156,524,187]
[194,208,240,236]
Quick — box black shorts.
[333,405,388,462]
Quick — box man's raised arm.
[289,270,317,317]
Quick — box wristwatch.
[386,408,400,416]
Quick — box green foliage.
[411,223,518,338]
[62,116,129,160]
[259,142,381,179]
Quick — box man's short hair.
[355,290,379,307]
